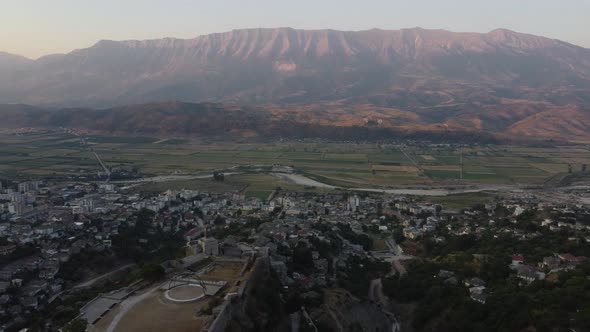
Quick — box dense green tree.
[139,263,165,281]
[62,318,88,332]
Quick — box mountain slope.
[2,101,587,143]
[0,52,32,69]
[3,27,590,107]
[0,101,502,142]
[2,28,590,141]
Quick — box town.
[0,176,589,332]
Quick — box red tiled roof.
[512,255,524,261]
[184,227,200,237]
[559,253,576,261]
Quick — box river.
[274,172,515,196]
[116,169,515,197]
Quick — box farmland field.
[1,131,589,189]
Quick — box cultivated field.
[1,132,589,189]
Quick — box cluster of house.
[0,181,123,222]
[397,193,590,306]
[0,184,386,329]
[436,198,590,244]
[0,182,211,329]
[0,181,44,218]
[431,249,588,307]
[175,192,412,296]
[435,270,490,303]
[402,215,445,240]
[263,216,379,293]
[174,189,590,305]
[511,253,587,283]
[0,174,589,329]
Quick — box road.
[290,312,301,332]
[74,264,135,289]
[399,146,425,177]
[368,279,387,304]
[391,260,407,276]
[93,151,110,177]
[371,238,411,277]
[369,278,401,332]
[80,135,110,178]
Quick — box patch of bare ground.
[92,291,208,332]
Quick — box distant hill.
[0,52,32,69]
[2,27,590,141]
[0,101,529,143]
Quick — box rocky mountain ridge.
[1,28,590,141]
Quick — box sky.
[2,0,590,59]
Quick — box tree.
[137,208,156,226]
[214,215,226,225]
[63,318,88,332]
[292,243,314,271]
[270,206,282,218]
[213,171,224,181]
[201,296,223,315]
[285,293,303,314]
[139,264,165,281]
[435,204,443,216]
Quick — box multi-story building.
[199,237,219,256]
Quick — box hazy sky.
[2,0,590,59]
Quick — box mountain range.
[2,27,590,141]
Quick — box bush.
[139,264,165,281]
[62,318,88,332]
